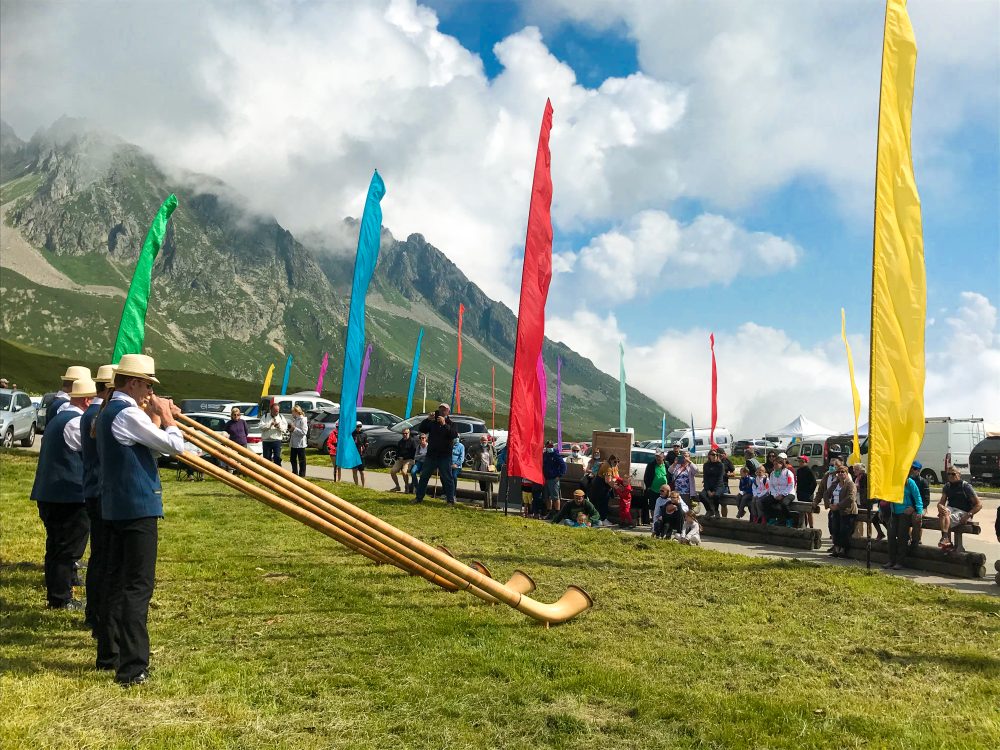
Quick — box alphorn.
[177,428,540,605]
[177,427,511,601]
[176,414,592,624]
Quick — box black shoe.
[410,498,424,504]
[49,599,84,611]
[117,671,150,688]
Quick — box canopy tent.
[766,414,838,439]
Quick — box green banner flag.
[111,194,178,362]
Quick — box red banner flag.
[455,303,465,412]
[710,333,719,450]
[507,99,554,485]
[491,365,495,433]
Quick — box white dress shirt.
[259,413,288,442]
[54,390,71,414]
[289,415,308,449]
[61,405,84,452]
[109,392,185,455]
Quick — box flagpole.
[422,374,427,413]
[866,1,892,572]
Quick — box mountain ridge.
[0,117,681,437]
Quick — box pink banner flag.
[357,343,373,407]
[315,352,329,393]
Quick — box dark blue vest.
[97,399,163,521]
[80,401,102,500]
[45,396,69,433]
[30,408,84,504]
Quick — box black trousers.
[84,496,110,628]
[888,513,915,565]
[289,447,306,477]
[831,511,857,551]
[36,501,89,607]
[97,517,158,681]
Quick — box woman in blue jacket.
[448,438,465,505]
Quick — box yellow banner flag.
[868,0,925,503]
[841,309,862,465]
[260,363,275,398]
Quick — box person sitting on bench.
[937,469,982,552]
[764,455,796,526]
[653,490,687,539]
[699,450,727,518]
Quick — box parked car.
[306,406,404,450]
[733,438,780,455]
[969,436,1000,485]
[0,388,38,448]
[664,427,734,457]
[36,391,57,431]
[629,447,659,488]
[159,412,262,468]
[364,413,488,468]
[783,435,866,479]
[258,392,337,417]
[180,398,238,414]
[223,401,259,417]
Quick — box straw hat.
[69,378,97,398]
[61,365,92,382]
[115,354,160,384]
[94,364,118,384]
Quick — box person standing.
[81,365,116,630]
[566,444,587,466]
[30,377,95,610]
[794,457,817,529]
[288,405,308,477]
[411,433,428,491]
[716,448,736,517]
[826,465,858,557]
[670,451,697,507]
[350,422,368,487]
[389,428,417,492]
[448,437,465,505]
[259,403,287,466]
[325,421,341,482]
[95,355,184,686]
[884,475,924,570]
[223,406,249,475]
[413,404,458,504]
[542,440,567,517]
[48,365,92,421]
[644,452,670,526]
[475,435,497,494]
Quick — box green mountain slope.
[0,117,680,438]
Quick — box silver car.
[306,406,403,450]
[0,388,39,448]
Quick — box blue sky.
[2,0,997,433]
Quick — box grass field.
[2,450,998,749]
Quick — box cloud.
[552,209,800,301]
[0,0,689,308]
[529,0,1000,215]
[548,291,1000,436]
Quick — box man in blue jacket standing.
[95,354,184,687]
[30,377,95,610]
[884,474,924,571]
[542,440,567,518]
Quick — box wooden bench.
[836,539,987,579]
[455,469,500,508]
[697,515,823,550]
[852,507,981,548]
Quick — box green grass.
[44,252,126,288]
[0,172,43,204]
[2,452,999,748]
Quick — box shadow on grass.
[872,647,1000,675]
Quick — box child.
[653,490,687,539]
[615,479,633,527]
[574,511,592,528]
[751,465,769,524]
[676,509,702,545]
[736,466,754,519]
[325,424,342,483]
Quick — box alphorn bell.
[176,414,592,624]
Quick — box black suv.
[970,436,1000,485]
[364,413,488,468]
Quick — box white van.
[664,427,734,457]
[258,391,338,417]
[913,417,987,483]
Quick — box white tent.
[766,414,838,439]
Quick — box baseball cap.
[778,452,787,459]
[911,460,922,470]
[356,421,362,427]
[573,489,585,497]
[797,456,809,464]
[438,402,450,410]
[545,440,554,448]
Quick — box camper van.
[913,417,987,483]
[664,427,733,457]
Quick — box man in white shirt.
[259,403,288,466]
[30,377,96,609]
[48,365,92,420]
[95,354,184,687]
